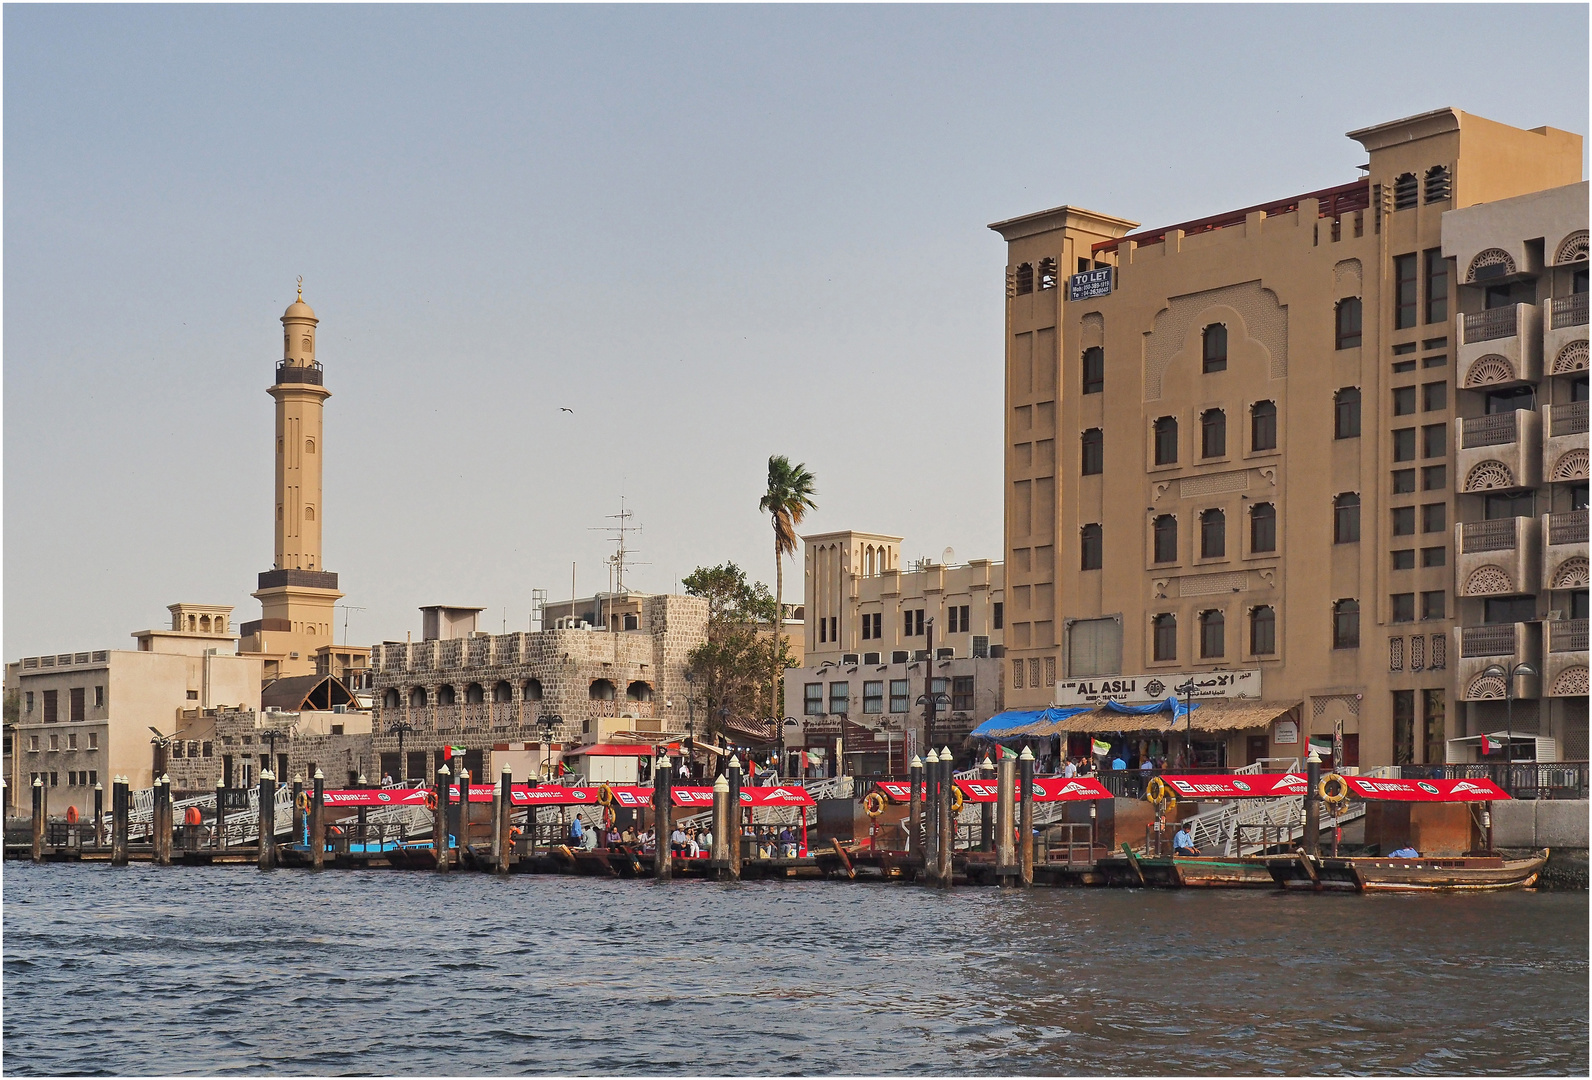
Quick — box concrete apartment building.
[989,107,1583,769]
[4,604,263,814]
[782,530,1005,773]
[1441,180,1588,758]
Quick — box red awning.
[1160,773,1311,799]
[875,778,1112,803]
[1344,776,1509,801]
[318,783,825,810]
[737,786,816,808]
[318,788,431,808]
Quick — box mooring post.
[433,765,451,873]
[726,755,743,880]
[291,774,305,846]
[653,751,672,881]
[357,771,368,851]
[311,769,326,870]
[922,749,940,880]
[979,755,995,852]
[907,755,923,857]
[154,776,172,867]
[1018,746,1035,887]
[258,770,277,870]
[711,773,730,878]
[495,763,513,874]
[213,776,225,850]
[995,749,1015,880]
[457,768,472,862]
[1303,751,1322,858]
[938,746,954,888]
[31,777,45,862]
[112,778,129,865]
[93,781,105,849]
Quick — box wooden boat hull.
[1171,856,1277,888]
[1268,850,1550,892]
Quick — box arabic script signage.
[1053,670,1261,707]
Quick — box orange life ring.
[184,806,202,826]
[598,784,615,807]
[66,805,80,824]
[296,790,313,812]
[949,786,965,815]
[862,792,887,818]
[424,790,438,811]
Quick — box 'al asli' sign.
[1053,670,1261,707]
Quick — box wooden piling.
[1303,755,1322,857]
[258,771,277,870]
[154,777,171,867]
[495,764,513,874]
[214,777,226,850]
[94,782,105,849]
[31,777,45,862]
[456,768,471,864]
[979,756,995,852]
[995,750,1015,879]
[1018,746,1035,887]
[923,749,940,880]
[726,755,742,880]
[433,765,450,873]
[291,776,305,846]
[937,747,954,888]
[111,778,129,866]
[711,773,730,878]
[653,752,672,880]
[907,755,923,858]
[311,770,326,870]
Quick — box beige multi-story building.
[1441,180,1588,760]
[4,604,263,813]
[237,287,369,683]
[989,108,1582,769]
[782,530,1005,773]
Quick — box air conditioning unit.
[332,704,346,714]
[936,648,954,660]
[1546,609,1565,621]
[972,635,990,659]
[863,652,881,665]
[913,649,930,662]
[842,653,860,665]
[891,651,910,664]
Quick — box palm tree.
[759,455,817,721]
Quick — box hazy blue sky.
[5,4,1587,657]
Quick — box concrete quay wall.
[1493,799,1588,889]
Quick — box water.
[3,863,1586,1076]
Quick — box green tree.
[758,456,817,720]
[682,563,789,739]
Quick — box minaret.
[238,281,344,679]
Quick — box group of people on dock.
[562,815,802,859]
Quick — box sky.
[5,3,1588,658]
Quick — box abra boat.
[1267,849,1549,892]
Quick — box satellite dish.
[941,546,955,566]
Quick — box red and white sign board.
[739,786,817,808]
[318,789,431,808]
[1344,776,1509,802]
[874,781,923,803]
[875,779,1111,803]
[1160,773,1312,799]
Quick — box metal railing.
[1464,306,1520,343]
[1042,823,1096,865]
[1399,762,1587,800]
[1462,411,1520,449]
[1551,292,1589,329]
[1461,519,1519,553]
[1548,509,1588,545]
[1550,402,1589,437]
[1461,624,1519,658]
[274,362,323,385]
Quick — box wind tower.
[238,281,344,679]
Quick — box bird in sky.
[560,407,574,414]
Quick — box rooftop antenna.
[337,604,367,647]
[590,495,648,593]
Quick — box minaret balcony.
[275,361,324,386]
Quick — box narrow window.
[1200,508,1226,559]
[1153,514,1178,563]
[1424,249,1448,323]
[1335,298,1362,350]
[862,681,884,714]
[1394,253,1418,329]
[1392,386,1417,416]
[1423,165,1450,204]
[804,683,823,716]
[1422,424,1446,458]
[1392,469,1416,494]
[992,602,1003,630]
[1012,659,1024,689]
[1080,428,1103,475]
[1391,593,1415,622]
[1199,610,1225,658]
[1393,172,1418,210]
[828,682,849,715]
[1202,324,1227,373]
[1391,428,1416,461]
[1037,257,1057,290]
[1014,263,1034,295]
[1200,409,1226,458]
[1334,493,1361,543]
[1153,416,1178,465]
[1391,505,1415,536]
[1422,382,1447,412]
[1152,614,1177,661]
[1334,388,1361,438]
[1082,347,1105,395]
[889,679,909,713]
[1080,524,1103,571]
[1250,400,1277,451]
[1421,546,1446,568]
[1421,503,1446,533]
[1250,606,1276,655]
[1333,600,1360,649]
[1250,503,1276,552]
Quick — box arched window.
[436,684,456,706]
[1393,172,1418,210]
[465,683,484,704]
[409,686,428,708]
[1153,416,1178,465]
[1201,408,1226,458]
[1082,347,1105,395]
[589,679,615,701]
[1250,400,1277,451]
[1202,323,1228,373]
[1335,298,1362,350]
[626,680,653,702]
[522,678,543,702]
[199,615,211,632]
[1200,508,1226,559]
[1081,427,1103,475]
[1333,493,1360,544]
[1247,502,1276,552]
[1424,165,1450,204]
[1080,523,1103,571]
[383,688,401,710]
[1014,263,1034,295]
[1152,614,1177,662]
[1153,514,1178,564]
[1038,257,1058,290]
[1332,599,1360,649]
[304,506,315,521]
[1250,606,1276,655]
[1199,610,1225,658]
[493,681,513,703]
[1334,387,1361,438]
[305,438,316,454]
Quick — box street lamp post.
[1174,678,1197,768]
[387,719,414,782]
[536,713,562,785]
[260,728,282,779]
[1480,662,1537,794]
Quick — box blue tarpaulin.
[1101,697,1201,720]
[970,706,1093,739]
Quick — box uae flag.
[1480,733,1494,755]
[1091,738,1112,757]
[442,745,467,760]
[1308,735,1334,758]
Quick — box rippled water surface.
[3,863,1586,1075]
